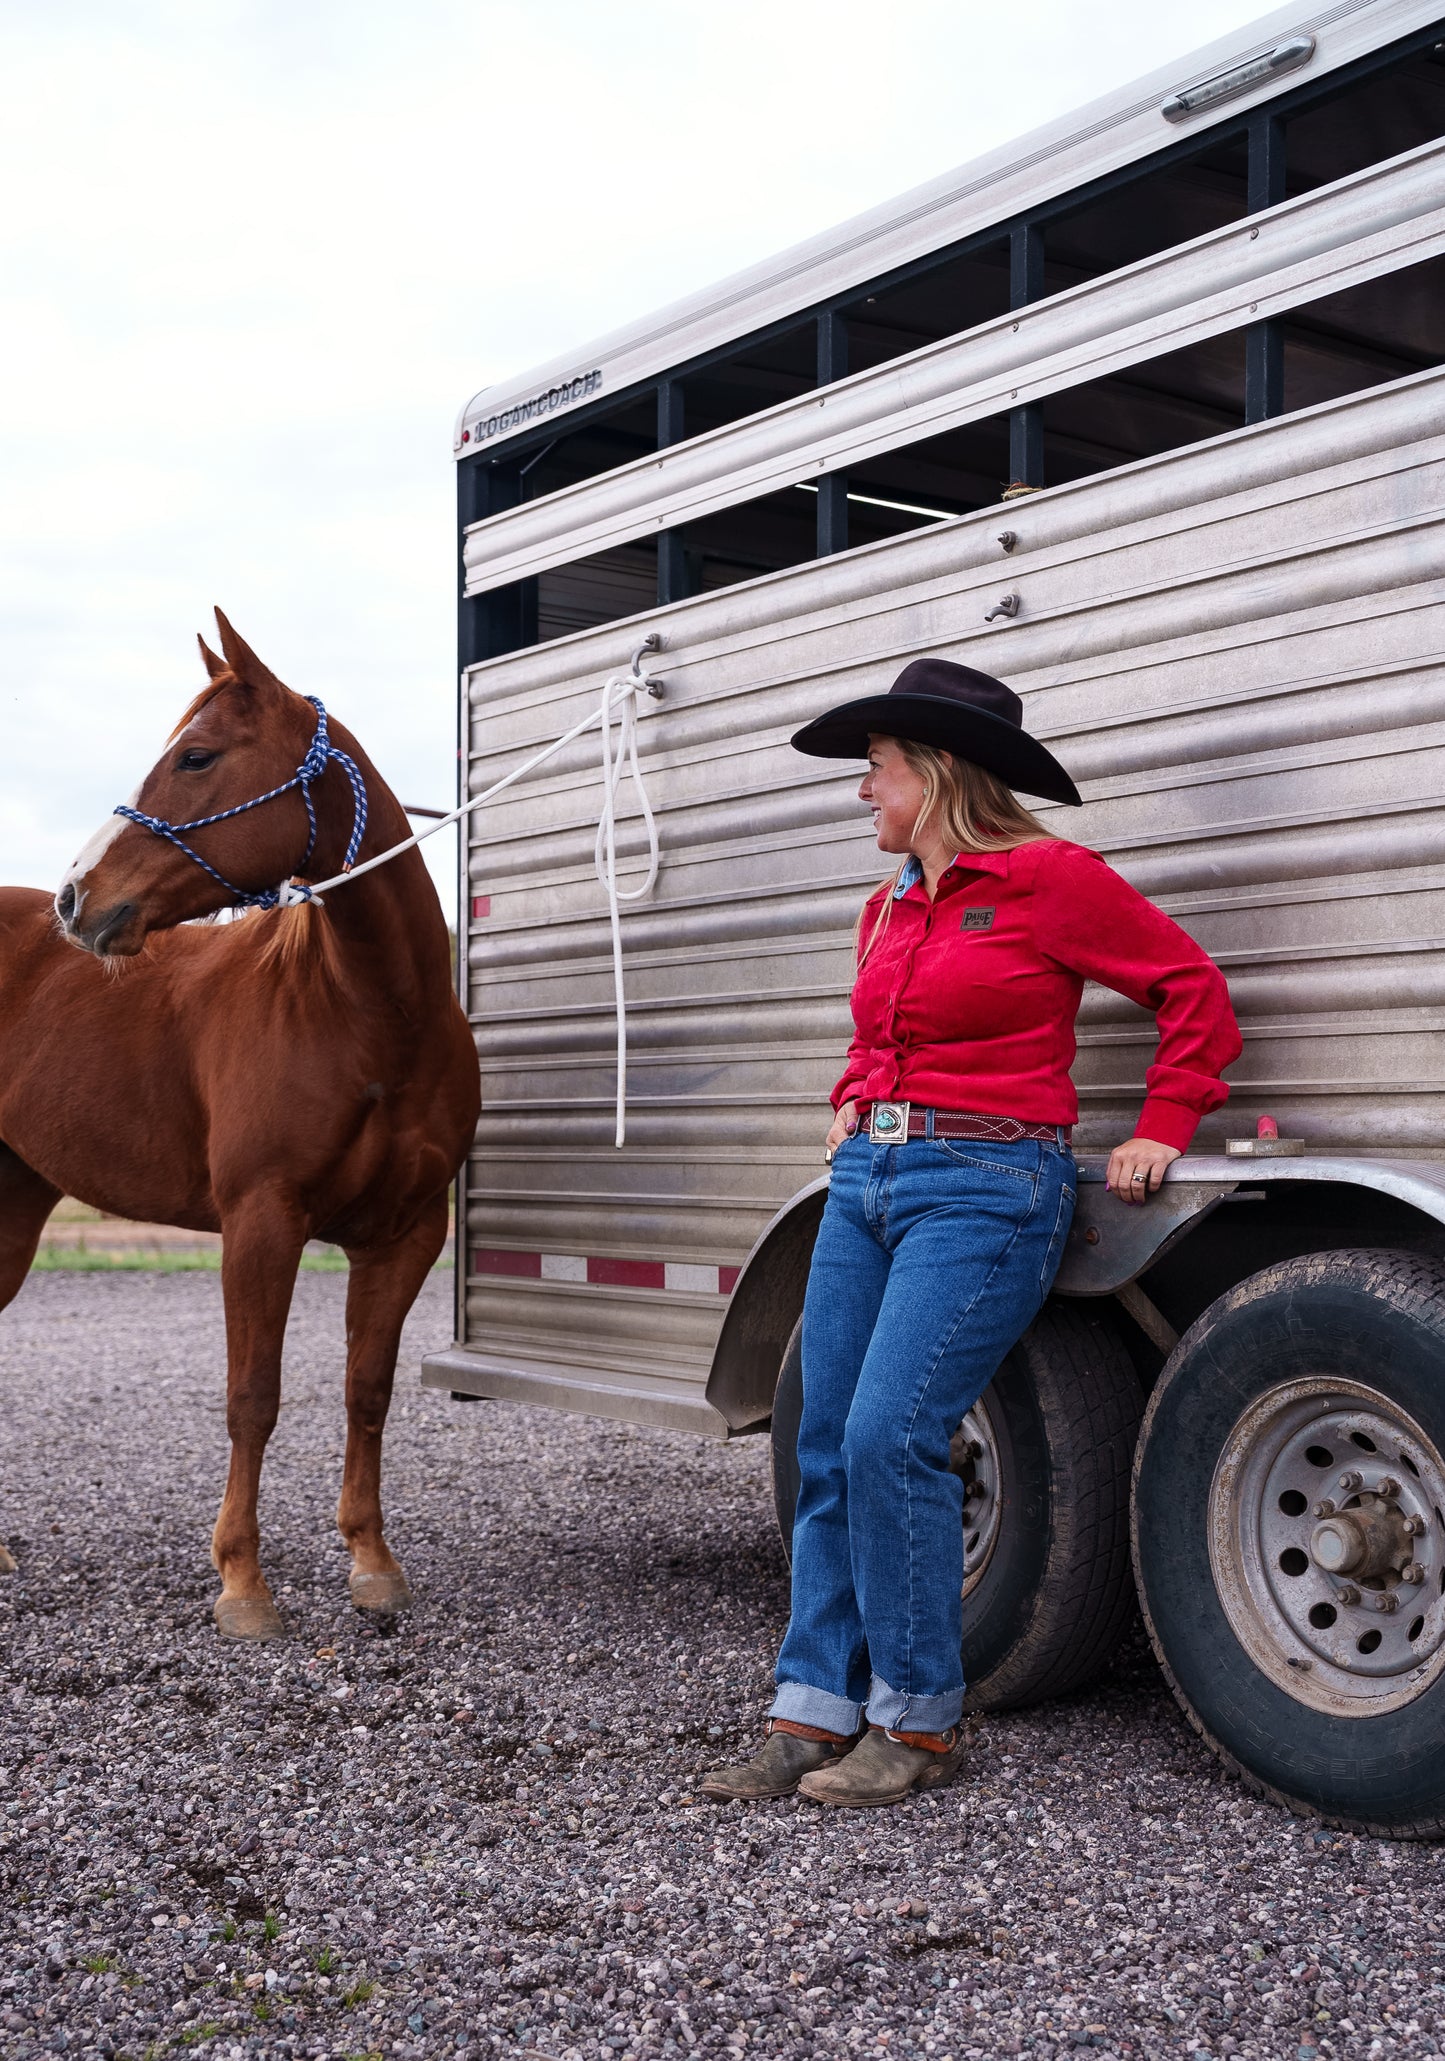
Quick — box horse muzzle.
[56,882,145,957]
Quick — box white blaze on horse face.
[58,785,141,918]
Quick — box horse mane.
[253,899,354,996]
[167,679,229,740]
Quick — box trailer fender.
[1057,1156,1445,1301]
[706,1180,829,1433]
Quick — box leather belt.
[862,1101,1068,1145]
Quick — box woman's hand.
[1106,1135,1181,1204]
[824,1099,861,1162]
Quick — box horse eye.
[177,749,217,772]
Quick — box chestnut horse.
[0,613,480,1637]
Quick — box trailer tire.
[1133,1248,1445,1838]
[770,1299,1143,1710]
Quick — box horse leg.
[338,1191,449,1614]
[0,1146,62,1573]
[211,1195,306,1640]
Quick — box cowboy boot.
[797,1723,969,1808]
[699,1721,858,1802]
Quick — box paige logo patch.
[961,907,996,931]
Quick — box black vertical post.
[457,455,489,673]
[1008,222,1045,488]
[1245,113,1287,424]
[656,380,688,605]
[465,461,536,655]
[816,310,849,556]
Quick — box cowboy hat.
[789,657,1081,807]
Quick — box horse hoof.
[349,1569,412,1615]
[0,1542,16,1576]
[214,1595,285,1641]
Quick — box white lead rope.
[595,664,661,1146]
[284,648,662,1147]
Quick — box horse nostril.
[91,902,138,955]
[56,883,77,924]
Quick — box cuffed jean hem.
[865,1674,964,1734]
[768,1680,863,1736]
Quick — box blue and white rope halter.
[114,697,368,911]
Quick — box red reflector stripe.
[587,1256,667,1290]
[473,1249,541,1278]
[471,895,491,919]
[471,1251,738,1292]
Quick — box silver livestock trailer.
[424,0,1445,1832]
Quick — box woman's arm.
[1033,842,1243,1203]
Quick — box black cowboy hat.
[790,657,1081,807]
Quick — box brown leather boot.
[699,1721,857,1802]
[797,1723,969,1808]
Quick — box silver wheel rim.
[952,1397,1003,1600]
[1208,1376,1445,1718]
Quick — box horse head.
[56,611,343,957]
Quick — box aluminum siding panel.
[453,368,1444,1409]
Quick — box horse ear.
[213,608,285,692]
[197,634,228,681]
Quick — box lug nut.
[1404,1513,1428,1537]
[1379,1476,1402,1499]
[967,1440,984,1461]
[1403,1563,1426,1585]
[1339,1470,1364,1493]
[1338,1583,1361,1606]
[1378,1593,1399,1614]
[1313,1499,1336,1518]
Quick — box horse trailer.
[423,0,1445,1832]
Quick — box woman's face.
[860,735,929,854]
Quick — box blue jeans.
[770,1129,1076,1736]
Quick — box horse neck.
[303,742,453,1011]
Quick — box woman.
[702,657,1241,1811]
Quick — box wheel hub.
[950,1398,1002,1599]
[1309,1501,1409,1580]
[1209,1378,1445,1717]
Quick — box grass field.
[30,1245,356,1273]
[31,1200,452,1272]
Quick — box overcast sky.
[0,0,1274,909]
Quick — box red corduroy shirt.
[832,838,1241,1152]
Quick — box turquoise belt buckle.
[870,1100,912,1141]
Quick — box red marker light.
[1257,1114,1279,1140]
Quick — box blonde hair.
[856,740,1054,967]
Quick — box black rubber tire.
[769,1299,1143,1710]
[1133,1248,1445,1839]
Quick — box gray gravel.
[3,1272,1445,2061]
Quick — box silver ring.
[823,1147,835,1165]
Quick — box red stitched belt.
[861,1101,1068,1145]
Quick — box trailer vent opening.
[508,392,657,501]
[1284,37,1445,196]
[840,240,1010,377]
[1042,332,1247,491]
[1042,130,1250,294]
[678,323,817,437]
[1278,251,1445,415]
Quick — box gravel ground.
[3,1272,1445,2061]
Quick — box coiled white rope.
[594,662,661,1146]
[290,642,663,1146]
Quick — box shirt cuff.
[1136,1097,1201,1153]
[831,1079,867,1113]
